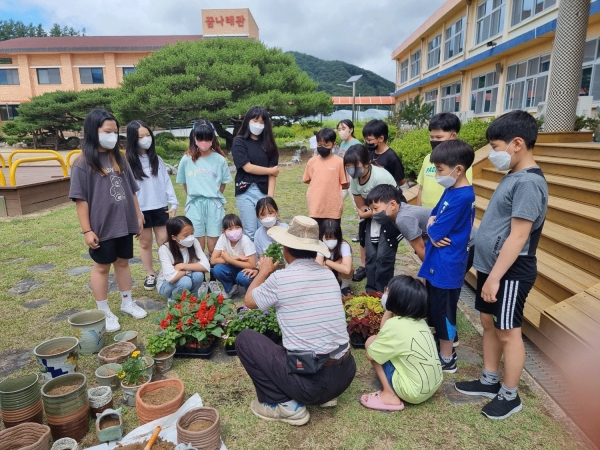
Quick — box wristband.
[81,230,93,234]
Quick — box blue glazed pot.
[33,337,79,383]
[68,310,106,355]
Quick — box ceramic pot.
[95,407,123,443]
[141,355,154,378]
[0,422,51,450]
[51,437,79,450]
[121,375,151,407]
[135,378,184,424]
[41,373,89,441]
[153,349,176,373]
[0,373,43,427]
[33,337,79,382]
[113,331,138,346]
[0,398,44,428]
[68,310,106,355]
[88,386,113,417]
[97,341,136,365]
[176,407,221,450]
[94,363,122,392]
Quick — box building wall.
[201,8,259,39]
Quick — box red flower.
[176,321,183,331]
[181,290,188,301]
[187,318,193,326]
[166,313,173,321]
[189,296,197,304]
[217,294,224,305]
[174,304,182,310]
[159,319,170,329]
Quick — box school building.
[391,0,600,121]
[0,8,258,122]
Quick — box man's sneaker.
[454,379,501,399]
[143,274,156,291]
[440,355,457,373]
[481,393,522,420]
[121,301,148,319]
[198,282,209,297]
[351,235,360,243]
[352,266,366,282]
[105,311,121,333]
[341,287,351,297]
[207,281,222,295]
[319,398,337,408]
[250,400,310,426]
[222,285,238,299]
[453,333,460,348]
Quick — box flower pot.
[94,363,122,392]
[141,355,155,378]
[33,337,79,382]
[121,375,151,407]
[135,378,185,424]
[224,343,237,356]
[175,339,216,359]
[51,438,79,450]
[153,349,176,373]
[349,333,367,349]
[41,373,89,442]
[176,407,221,450]
[88,386,113,417]
[195,338,216,359]
[97,341,136,365]
[0,422,51,450]
[0,373,43,428]
[95,407,123,443]
[113,330,138,347]
[68,310,106,355]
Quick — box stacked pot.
[176,407,221,450]
[0,373,43,428]
[0,422,51,450]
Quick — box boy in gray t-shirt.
[455,111,548,421]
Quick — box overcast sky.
[1,0,446,82]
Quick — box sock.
[279,399,301,411]
[341,278,351,289]
[499,383,518,400]
[96,300,110,312]
[440,353,453,364]
[120,290,132,308]
[480,369,500,386]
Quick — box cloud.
[3,0,446,82]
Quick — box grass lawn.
[0,149,581,449]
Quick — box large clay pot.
[135,378,184,424]
[121,375,151,407]
[68,310,106,355]
[0,422,51,450]
[41,373,89,441]
[153,349,176,373]
[94,363,122,392]
[97,341,136,365]
[33,337,79,382]
[176,407,221,450]
[113,331,138,346]
[50,438,79,450]
[0,373,43,428]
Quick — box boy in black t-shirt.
[363,120,407,192]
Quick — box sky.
[0,0,446,82]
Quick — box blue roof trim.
[390,7,598,97]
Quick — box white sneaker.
[120,301,148,319]
[222,284,238,299]
[105,311,121,332]
[207,281,222,294]
[198,282,209,297]
[319,398,337,408]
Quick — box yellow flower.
[116,371,126,379]
[131,350,140,358]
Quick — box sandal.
[359,391,404,411]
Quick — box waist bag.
[287,344,348,375]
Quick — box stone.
[18,240,36,245]
[456,345,483,365]
[0,349,31,377]
[86,274,137,293]
[129,257,142,264]
[66,266,92,276]
[27,264,55,273]
[7,278,45,295]
[3,257,25,264]
[50,308,82,323]
[136,298,166,311]
[81,253,93,260]
[22,299,49,309]
[41,245,58,250]
[443,380,488,405]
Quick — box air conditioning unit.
[576,95,593,117]
[537,102,547,119]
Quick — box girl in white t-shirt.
[316,219,355,296]
[210,214,257,298]
[157,216,210,303]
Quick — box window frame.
[79,67,105,85]
[427,34,442,70]
[510,0,557,27]
[504,54,551,111]
[122,67,135,76]
[424,88,439,115]
[400,59,409,84]
[440,81,462,113]
[0,68,19,85]
[470,71,499,115]
[0,104,19,121]
[476,0,506,46]
[410,50,421,79]
[444,17,465,61]
[36,68,62,85]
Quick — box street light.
[336,75,362,122]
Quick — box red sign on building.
[205,15,245,28]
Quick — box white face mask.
[488,140,514,171]
[178,235,195,247]
[338,129,350,141]
[435,166,459,189]
[99,133,118,150]
[381,293,388,310]
[249,123,264,136]
[138,136,152,150]
[260,216,277,228]
[323,239,338,250]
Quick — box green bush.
[163,139,188,155]
[389,128,430,180]
[155,145,167,159]
[273,126,295,139]
[457,118,493,150]
[155,132,176,146]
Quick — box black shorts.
[426,281,460,341]
[475,271,534,330]
[89,234,135,265]
[142,207,169,228]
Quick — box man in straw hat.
[235,216,356,426]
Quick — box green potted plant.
[343,293,384,348]
[146,329,180,373]
[223,306,281,355]
[264,242,284,268]
[116,350,150,407]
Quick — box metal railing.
[9,155,69,186]
[7,149,66,168]
[66,150,82,168]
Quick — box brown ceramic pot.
[0,398,44,427]
[135,378,184,424]
[46,402,90,442]
[0,422,51,450]
[176,407,221,450]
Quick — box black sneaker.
[352,266,366,281]
[454,379,501,399]
[481,393,522,420]
[440,355,457,373]
[351,235,360,243]
[144,274,156,290]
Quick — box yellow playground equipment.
[0,150,70,187]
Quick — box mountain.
[286,51,395,97]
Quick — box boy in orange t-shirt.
[303,128,350,228]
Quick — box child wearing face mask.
[252,197,288,261]
[126,120,179,291]
[177,120,231,260]
[302,128,349,228]
[316,219,354,296]
[210,214,257,299]
[157,216,210,303]
[69,109,146,333]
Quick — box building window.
[397,99,408,109]
[504,54,550,110]
[79,68,104,84]
[511,0,557,27]
[400,59,408,84]
[410,50,421,79]
[122,67,135,76]
[424,89,438,115]
[0,69,19,85]
[427,34,442,70]
[36,68,61,85]
[441,82,461,113]
[0,104,19,121]
[471,72,499,114]
[579,38,600,100]
[444,17,465,60]
[476,0,506,45]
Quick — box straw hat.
[267,216,330,258]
